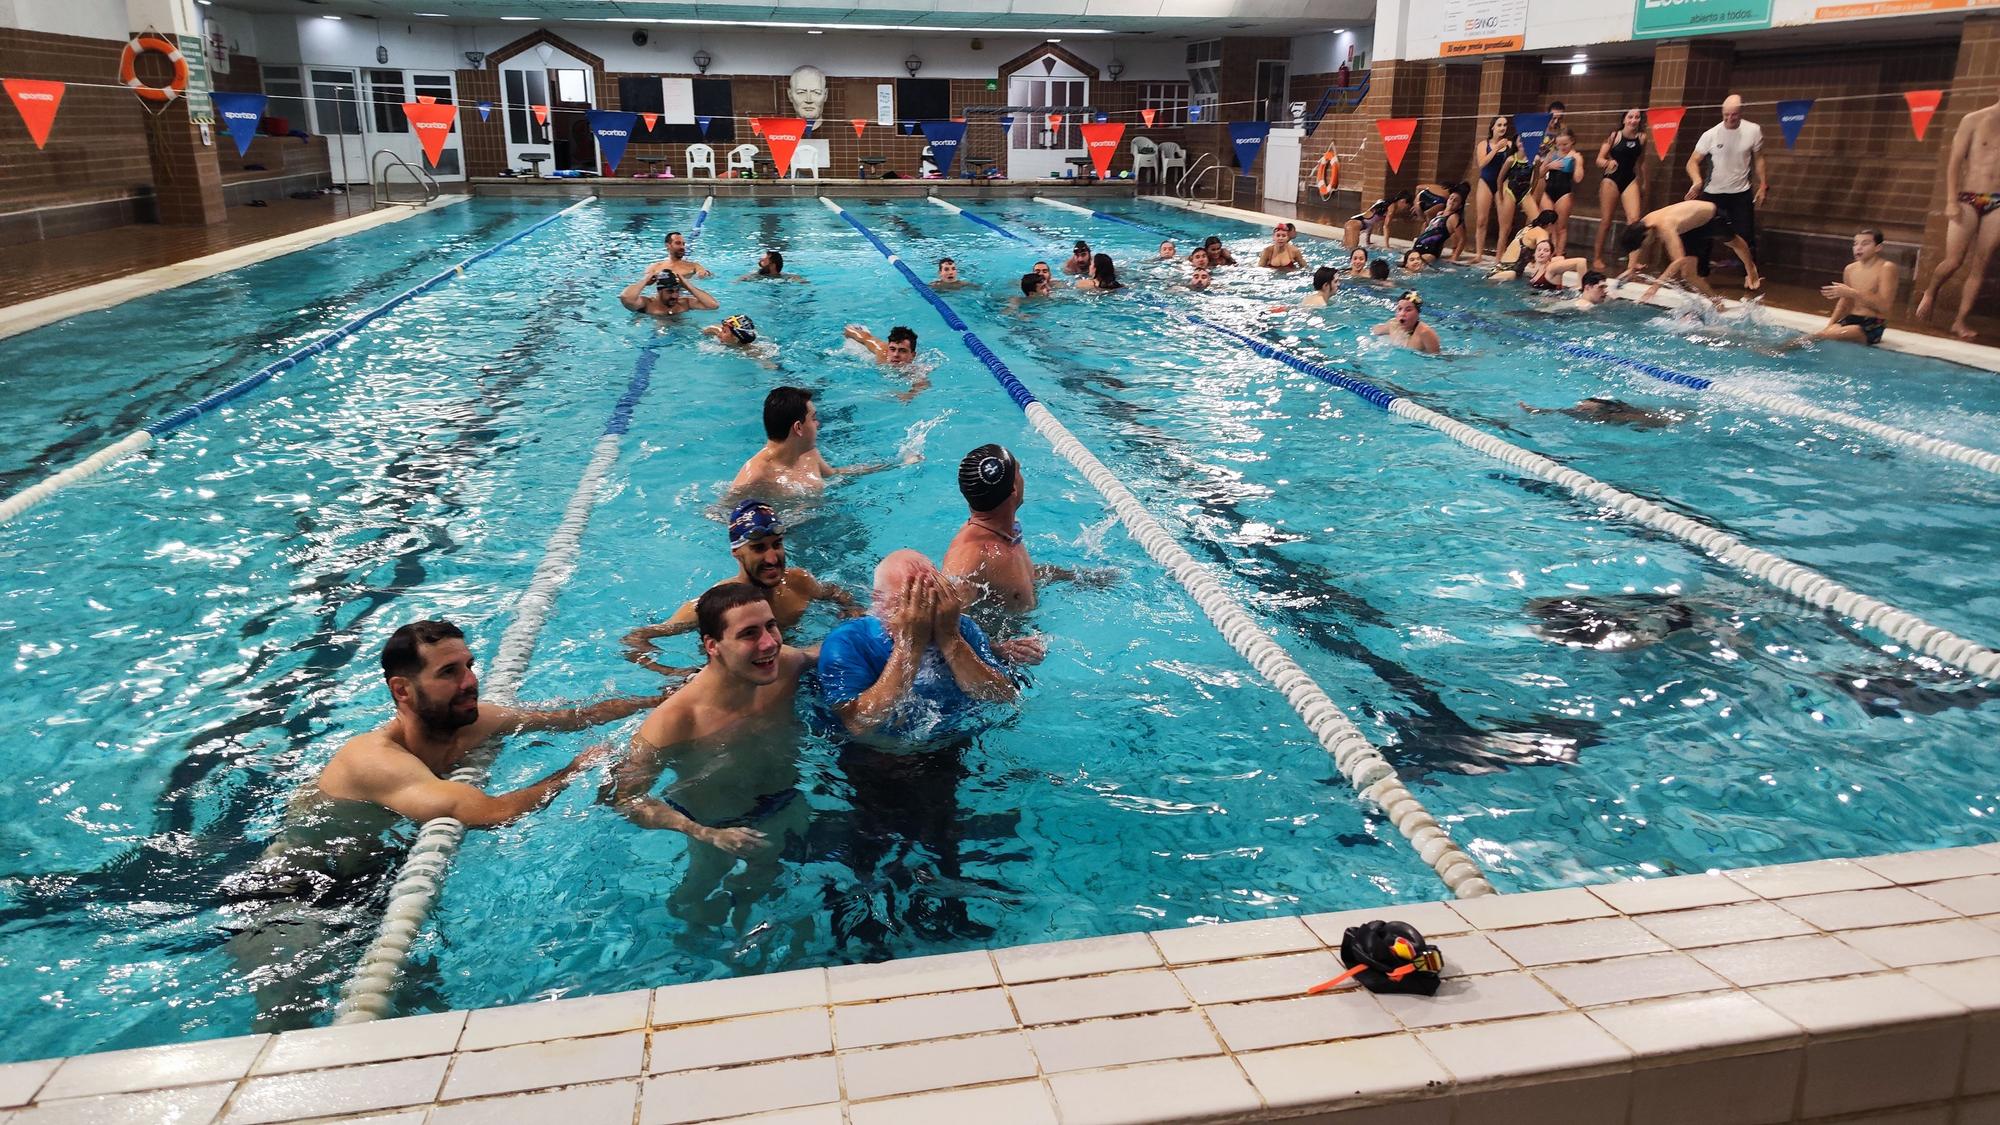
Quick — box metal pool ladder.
[371,149,441,208]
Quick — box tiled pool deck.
[6,847,2000,1123]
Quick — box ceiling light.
[1570,52,1587,60]
[414,11,449,15]
[500,15,537,20]
[568,17,1110,33]
[321,13,342,19]
[1570,62,1588,74]
[807,29,822,34]
[196,0,212,6]
[1048,37,1061,42]
[1334,27,1348,33]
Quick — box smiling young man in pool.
[730,386,912,497]
[648,230,712,281]
[622,500,859,677]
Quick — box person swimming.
[1519,396,1681,429]
[1526,592,1699,652]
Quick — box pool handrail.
[821,195,1495,901]
[330,196,715,1024]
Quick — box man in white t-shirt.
[1683,94,1767,288]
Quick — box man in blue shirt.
[818,549,1015,743]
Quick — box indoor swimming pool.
[0,193,1994,1064]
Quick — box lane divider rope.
[1180,311,2000,682]
[0,197,600,530]
[332,196,711,1023]
[820,195,1495,900]
[1032,195,1177,238]
[925,194,1030,242]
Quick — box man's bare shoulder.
[320,726,424,797]
[636,688,702,750]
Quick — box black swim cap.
[958,443,1019,512]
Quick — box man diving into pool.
[730,386,913,497]
[605,583,819,928]
[621,500,859,677]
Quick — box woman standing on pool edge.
[1534,128,1584,258]
[1471,115,1515,265]
[1592,109,1650,271]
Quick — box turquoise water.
[0,196,1994,1062]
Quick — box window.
[1189,67,1219,117]
[555,68,588,104]
[1185,39,1220,66]
[1140,82,1190,127]
[368,70,408,134]
[617,76,733,142]
[411,73,456,134]
[896,78,951,121]
[310,68,361,135]
[1254,60,1289,123]
[262,65,309,132]
[504,69,549,144]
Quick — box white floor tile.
[1302,902,1475,945]
[1690,934,1885,987]
[1536,951,1729,1007]
[847,1080,1057,1125]
[224,1055,451,1124]
[1373,971,1565,1030]
[39,1035,265,1101]
[1150,916,1322,965]
[0,1060,59,1109]
[650,1009,831,1073]
[1488,916,1669,966]
[1586,990,1801,1056]
[1239,1034,1452,1109]
[827,951,997,1004]
[1777,887,1954,931]
[639,1057,840,1125]
[1856,847,2000,886]
[1638,900,1815,949]
[1204,990,1400,1053]
[257,1011,465,1075]
[1752,972,1965,1034]
[1008,970,1189,1025]
[1838,918,2000,968]
[1904,954,2000,1011]
[833,988,1015,1050]
[652,968,828,1026]
[1432,932,1518,977]
[1913,874,2000,916]
[1447,887,1616,931]
[429,1079,639,1125]
[12,1082,232,1125]
[1173,950,1340,1005]
[1725,859,1890,899]
[838,1031,1038,1101]
[1026,1010,1221,1073]
[1047,1056,1260,1125]
[441,1031,645,1101]
[1587,874,1754,915]
[992,933,1160,985]
[459,990,651,1051]
[1418,1012,1630,1083]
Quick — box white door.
[308,66,367,184]
[360,69,465,181]
[1006,57,1089,181]
[499,48,596,174]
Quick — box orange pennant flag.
[750,118,764,137]
[1376,117,1416,173]
[1646,106,1685,159]
[755,116,806,175]
[1141,107,1156,128]
[401,100,459,166]
[1079,122,1124,178]
[1905,89,1942,141]
[640,112,657,131]
[416,95,436,103]
[3,78,65,150]
[531,103,548,126]
[851,117,867,137]
[1048,113,1064,131]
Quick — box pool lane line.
[1177,311,2000,683]
[1032,195,1179,239]
[332,195,713,1025]
[924,195,1031,243]
[819,195,1495,901]
[0,197,602,532]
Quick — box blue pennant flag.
[804,120,815,136]
[1094,112,1109,123]
[209,91,267,157]
[1777,98,1813,148]
[1227,121,1270,170]
[919,120,967,177]
[900,120,914,135]
[1188,104,1202,123]
[587,109,639,173]
[1513,111,1551,164]
[696,116,712,136]
[999,114,1015,130]
[476,101,492,122]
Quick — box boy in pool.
[932,258,970,290]
[730,386,911,497]
[702,314,762,350]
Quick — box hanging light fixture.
[904,53,922,76]
[693,48,712,74]
[1108,58,1124,80]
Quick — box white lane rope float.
[0,197,600,530]
[332,198,713,1023]
[821,195,1494,900]
[1179,312,2000,683]
[1032,194,1179,239]
[924,194,1030,243]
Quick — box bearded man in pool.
[223,619,658,1028]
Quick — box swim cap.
[722,314,757,343]
[1398,289,1423,308]
[957,444,1019,512]
[655,270,683,293]
[727,500,783,548]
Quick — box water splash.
[1073,515,1117,557]
[898,408,955,464]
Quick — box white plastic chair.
[685,143,715,178]
[726,143,759,176]
[1130,136,1159,183]
[1158,141,1187,184]
[789,144,823,179]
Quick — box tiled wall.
[0,27,156,214]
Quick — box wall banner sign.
[1440,0,1528,57]
[876,84,894,126]
[1633,0,1773,39]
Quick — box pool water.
[0,195,1993,1062]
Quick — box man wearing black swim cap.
[941,444,1099,636]
[619,264,718,317]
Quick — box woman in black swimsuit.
[1472,115,1513,265]
[1534,128,1583,258]
[1592,108,1649,270]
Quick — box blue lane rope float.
[1170,307,2000,682]
[1032,195,1178,239]
[0,197,601,529]
[924,195,1030,243]
[333,196,713,1024]
[820,195,1495,900]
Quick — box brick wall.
[0,27,155,213]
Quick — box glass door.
[500,64,551,173]
[1005,73,1088,181]
[308,66,366,184]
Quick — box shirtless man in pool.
[730,386,910,497]
[1915,94,2000,340]
[605,583,820,928]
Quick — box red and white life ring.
[120,35,188,104]
[1312,148,1340,199]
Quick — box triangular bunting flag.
[402,99,458,166]
[416,95,435,104]
[1777,99,1812,148]
[640,112,658,131]
[920,120,967,176]
[999,115,1015,130]
[1094,112,1108,123]
[1079,122,1124,178]
[209,91,266,156]
[1377,117,1417,173]
[698,115,714,137]
[587,108,638,173]
[476,100,492,122]
[756,116,806,175]
[851,117,866,137]
[1141,107,1156,128]
[1513,111,1550,163]
[4,78,65,150]
[1047,113,1063,131]
[1646,106,1685,158]
[900,120,913,135]
[1227,121,1271,169]
[1188,105,1201,123]
[531,103,548,126]
[1905,89,1942,141]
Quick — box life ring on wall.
[1312,148,1339,199]
[120,35,188,104]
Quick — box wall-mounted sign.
[1633,0,1773,39]
[1440,0,1527,56]
[876,83,893,126]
